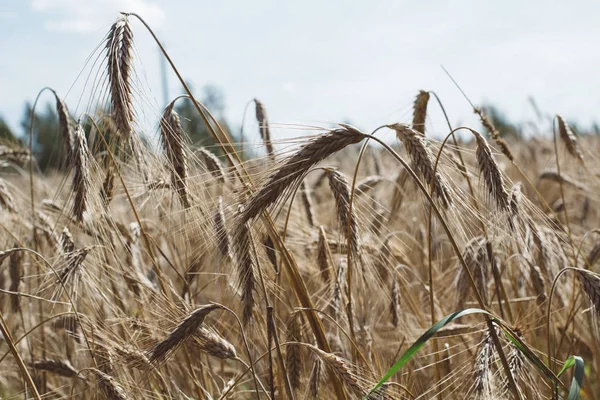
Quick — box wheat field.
[0,14,598,399]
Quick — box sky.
[1,0,599,141]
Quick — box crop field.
[0,13,598,400]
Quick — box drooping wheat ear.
[473,131,509,211]
[307,356,324,399]
[106,15,134,139]
[390,169,409,217]
[72,121,91,222]
[31,359,78,378]
[325,169,362,269]
[473,328,496,398]
[58,247,92,292]
[88,368,130,400]
[9,245,22,311]
[389,123,452,207]
[300,180,316,227]
[114,345,150,370]
[474,107,515,161]
[331,260,347,322]
[390,270,400,327]
[160,102,191,209]
[537,169,586,191]
[365,383,392,400]
[192,327,238,359]
[198,147,226,183]
[263,235,278,273]
[286,313,304,391]
[532,225,562,285]
[55,95,75,165]
[101,165,116,207]
[412,90,430,135]
[232,223,257,325]
[148,304,223,363]
[214,196,231,259]
[35,211,60,249]
[239,125,366,224]
[455,237,489,308]
[0,145,30,164]
[125,222,141,274]
[60,227,75,254]
[303,343,368,397]
[577,270,600,314]
[556,115,584,162]
[587,241,600,268]
[529,263,547,305]
[504,338,525,396]
[508,183,522,218]
[0,178,16,213]
[317,226,331,283]
[508,183,523,229]
[254,98,274,159]
[355,175,384,195]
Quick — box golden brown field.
[0,14,598,400]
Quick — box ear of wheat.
[556,115,584,162]
[106,16,134,139]
[239,126,366,224]
[412,90,430,135]
[160,102,191,208]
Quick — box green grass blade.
[557,356,584,400]
[366,308,494,397]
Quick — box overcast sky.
[1,0,599,141]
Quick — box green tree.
[20,102,64,171]
[174,84,235,152]
[481,104,521,139]
[0,117,18,143]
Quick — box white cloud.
[30,0,164,33]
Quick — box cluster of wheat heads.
[0,13,599,400]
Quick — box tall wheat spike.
[160,101,191,208]
[72,121,91,222]
[556,115,584,162]
[412,90,430,135]
[254,98,275,159]
[106,16,134,139]
[473,131,509,211]
[389,123,452,207]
